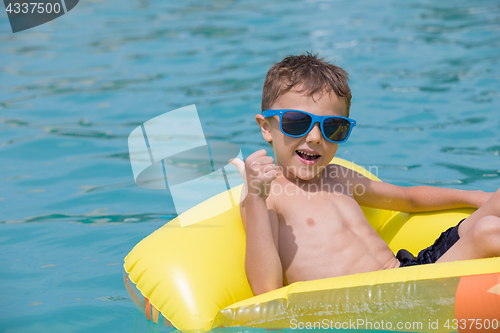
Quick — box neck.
[278,165,326,186]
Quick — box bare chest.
[269,179,385,281]
[272,180,366,233]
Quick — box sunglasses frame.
[262,109,356,143]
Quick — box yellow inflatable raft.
[123,158,500,332]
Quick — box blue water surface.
[1,0,499,332]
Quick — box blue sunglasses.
[262,109,356,143]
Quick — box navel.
[306,218,315,227]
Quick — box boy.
[230,52,500,296]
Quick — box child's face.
[256,88,348,181]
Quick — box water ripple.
[441,145,500,156]
[0,212,175,225]
[437,163,500,185]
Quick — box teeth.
[297,150,319,157]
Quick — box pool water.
[1,0,499,332]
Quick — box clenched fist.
[229,149,279,199]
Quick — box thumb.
[229,158,246,179]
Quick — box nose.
[305,123,322,144]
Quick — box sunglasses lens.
[323,117,351,142]
[282,111,312,136]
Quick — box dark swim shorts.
[397,219,465,267]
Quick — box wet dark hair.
[262,51,351,116]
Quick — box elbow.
[249,279,282,296]
[406,187,418,212]
[245,263,283,295]
[250,285,269,296]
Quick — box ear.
[255,114,273,143]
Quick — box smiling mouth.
[295,150,321,161]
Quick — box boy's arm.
[230,151,283,295]
[350,170,492,212]
[241,194,283,295]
